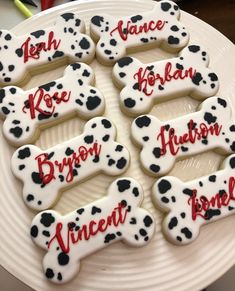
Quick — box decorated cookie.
[152,154,235,245]
[0,63,105,146]
[131,97,235,176]
[11,117,130,211]
[30,177,155,283]
[113,45,219,116]
[0,12,95,86]
[90,0,189,65]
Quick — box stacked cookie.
[0,0,233,285]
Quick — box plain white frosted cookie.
[11,117,130,211]
[30,177,155,283]
[152,154,235,245]
[0,12,95,86]
[0,62,105,146]
[113,44,219,116]
[131,97,235,176]
[90,0,189,65]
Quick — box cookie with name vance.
[0,12,95,86]
[31,177,155,283]
[90,0,189,65]
[0,63,105,146]
[131,97,235,176]
[113,44,219,116]
[11,117,130,211]
[152,154,235,245]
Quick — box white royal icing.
[90,0,189,64]
[30,177,155,283]
[131,97,235,176]
[0,63,105,146]
[152,154,235,245]
[113,44,219,116]
[11,117,130,211]
[0,12,95,86]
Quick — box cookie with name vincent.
[0,62,105,146]
[131,97,235,176]
[113,45,219,116]
[11,117,130,211]
[0,12,95,86]
[30,177,155,283]
[152,154,235,245]
[90,0,189,65]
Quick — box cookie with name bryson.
[11,117,130,211]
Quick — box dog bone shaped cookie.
[0,63,105,146]
[113,44,219,116]
[30,177,155,283]
[90,0,189,65]
[11,117,130,211]
[0,12,95,86]
[132,97,235,176]
[152,154,235,245]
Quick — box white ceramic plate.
[1,1,235,290]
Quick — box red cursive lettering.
[35,142,102,184]
[188,176,235,221]
[48,202,128,253]
[134,63,196,96]
[157,120,222,156]
[22,88,71,119]
[21,31,61,63]
[110,19,165,41]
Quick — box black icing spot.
[183,188,194,197]
[117,179,131,192]
[217,98,226,108]
[116,157,127,169]
[18,147,31,159]
[117,57,133,68]
[168,36,179,45]
[86,96,101,110]
[188,45,200,53]
[135,116,151,128]
[40,213,55,227]
[91,206,102,215]
[84,135,94,144]
[31,30,45,38]
[101,119,111,128]
[30,225,38,238]
[168,217,178,229]
[204,112,217,124]
[124,98,136,108]
[104,233,116,243]
[192,72,203,85]
[158,179,171,194]
[143,215,153,227]
[79,37,90,50]
[61,13,74,21]
[10,127,23,138]
[45,268,54,279]
[131,15,143,23]
[91,15,104,27]
[181,227,192,239]
[58,252,70,265]
[161,2,171,11]
[150,164,160,173]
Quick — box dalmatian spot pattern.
[131,97,235,176]
[11,117,130,211]
[113,44,219,116]
[90,0,189,65]
[0,13,95,86]
[30,178,155,283]
[152,154,235,245]
[0,63,105,146]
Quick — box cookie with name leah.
[0,63,105,146]
[11,117,130,211]
[30,177,155,283]
[131,97,235,176]
[90,0,189,65]
[152,154,235,245]
[0,12,95,86]
[113,45,219,116]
